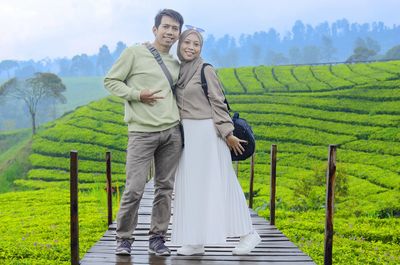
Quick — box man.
[104,9,184,256]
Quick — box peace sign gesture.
[139,89,164,105]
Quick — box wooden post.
[249,154,255,209]
[106,151,112,226]
[324,145,337,265]
[270,144,277,225]
[70,151,79,265]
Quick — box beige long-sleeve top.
[176,64,234,138]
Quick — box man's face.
[153,16,180,50]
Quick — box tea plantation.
[0,60,399,264]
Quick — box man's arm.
[104,48,141,101]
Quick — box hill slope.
[0,129,32,193]
[0,61,399,264]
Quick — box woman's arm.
[203,65,245,155]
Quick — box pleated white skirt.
[171,119,253,245]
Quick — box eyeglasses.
[185,25,205,33]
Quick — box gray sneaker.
[148,235,171,256]
[115,239,132,255]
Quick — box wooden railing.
[69,145,337,265]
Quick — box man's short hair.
[154,9,184,32]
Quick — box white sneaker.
[232,231,261,255]
[176,245,205,256]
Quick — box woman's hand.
[226,135,247,156]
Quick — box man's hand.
[139,89,164,105]
[226,135,247,156]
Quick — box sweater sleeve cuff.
[221,126,234,139]
[131,90,141,101]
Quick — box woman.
[171,29,261,256]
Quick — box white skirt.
[171,119,253,245]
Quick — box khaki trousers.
[116,125,182,240]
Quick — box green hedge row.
[311,65,354,88]
[29,153,126,174]
[330,64,370,84]
[273,65,310,91]
[241,112,379,137]
[254,66,287,92]
[227,94,400,115]
[235,67,265,94]
[32,136,126,163]
[39,124,126,151]
[27,168,126,183]
[230,102,399,127]
[292,65,331,91]
[216,68,245,94]
[341,139,400,156]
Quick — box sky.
[1,0,399,61]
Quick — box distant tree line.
[201,19,400,67]
[0,41,127,79]
[0,19,400,78]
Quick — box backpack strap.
[200,63,231,111]
[145,42,176,94]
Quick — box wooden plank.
[87,246,304,253]
[81,253,314,262]
[81,260,315,265]
[94,239,297,245]
[80,179,316,264]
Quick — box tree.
[384,44,400,60]
[112,41,127,60]
[346,37,380,62]
[302,45,321,64]
[292,20,306,44]
[15,65,36,78]
[267,51,288,65]
[96,45,113,75]
[365,37,381,54]
[288,47,302,64]
[346,46,375,62]
[0,72,66,134]
[70,54,94,76]
[56,58,71,76]
[320,36,337,62]
[0,60,19,78]
[251,45,262,66]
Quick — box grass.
[0,129,32,193]
[0,60,400,264]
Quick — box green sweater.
[104,45,180,132]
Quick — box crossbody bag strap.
[145,43,176,94]
[200,63,231,111]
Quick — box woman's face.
[180,33,201,61]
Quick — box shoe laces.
[151,235,166,248]
[120,240,131,249]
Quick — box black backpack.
[200,63,256,161]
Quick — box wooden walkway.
[80,180,315,265]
